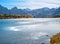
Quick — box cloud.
[18,0,60,9]
[0,0,60,9]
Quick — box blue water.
[0,18,60,44]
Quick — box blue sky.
[0,0,60,9]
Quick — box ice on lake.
[0,18,60,44]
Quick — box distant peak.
[42,7,49,9]
[0,5,3,7]
[11,7,18,10]
[24,8,31,11]
[0,5,1,6]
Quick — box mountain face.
[0,5,9,14]
[54,7,60,15]
[27,8,56,17]
[0,5,60,17]
[10,7,29,15]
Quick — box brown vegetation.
[53,15,60,18]
[50,32,60,44]
[0,14,35,19]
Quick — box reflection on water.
[0,18,60,44]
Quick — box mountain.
[28,8,56,17]
[0,5,9,14]
[0,5,60,18]
[0,5,29,15]
[52,7,60,17]
[10,7,29,15]
[54,7,60,15]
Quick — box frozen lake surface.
[0,18,60,44]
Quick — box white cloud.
[4,0,60,9]
[19,0,60,9]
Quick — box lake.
[0,18,60,44]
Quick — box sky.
[0,0,60,9]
